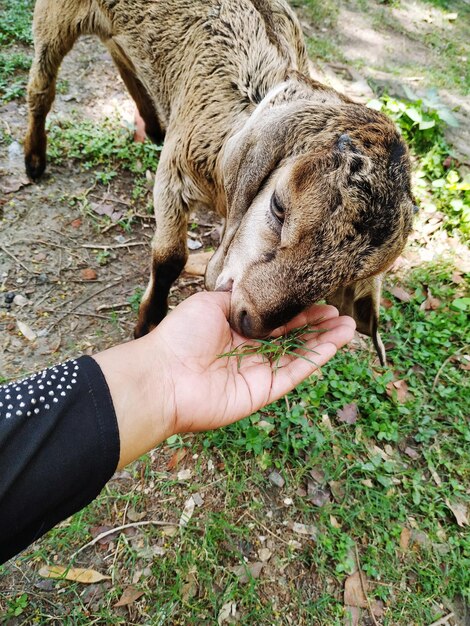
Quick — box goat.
[24,0,414,364]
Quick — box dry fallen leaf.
[126,508,146,522]
[218,601,237,625]
[399,527,411,551]
[38,565,110,584]
[177,468,192,481]
[114,585,144,607]
[179,496,195,527]
[81,268,98,281]
[337,403,359,425]
[230,562,263,584]
[343,605,362,626]
[386,379,411,403]
[291,522,318,537]
[420,288,441,311]
[184,251,213,276]
[17,320,37,342]
[390,286,413,303]
[0,175,31,194]
[344,571,368,608]
[167,448,188,470]
[445,499,468,527]
[258,548,272,562]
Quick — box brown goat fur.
[25,0,414,363]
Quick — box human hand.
[95,291,355,468]
[152,291,355,435]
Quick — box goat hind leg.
[106,41,165,145]
[24,7,78,179]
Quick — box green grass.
[0,0,34,102]
[47,116,161,198]
[0,0,34,46]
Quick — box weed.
[0,50,32,102]
[0,0,34,46]
[368,94,470,236]
[128,287,144,313]
[47,116,161,196]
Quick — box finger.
[270,304,341,338]
[267,323,355,401]
[309,314,356,335]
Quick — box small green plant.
[368,93,470,237]
[5,593,29,618]
[128,287,144,312]
[0,0,34,46]
[0,51,32,102]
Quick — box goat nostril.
[239,309,252,337]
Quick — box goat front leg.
[134,165,188,338]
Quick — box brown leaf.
[420,288,441,311]
[38,565,110,584]
[381,297,394,309]
[184,251,213,276]
[343,606,362,626]
[445,499,468,527]
[310,467,326,484]
[70,218,82,228]
[81,268,98,281]
[0,175,30,194]
[404,446,419,460]
[399,527,411,551]
[308,484,331,507]
[344,571,368,608]
[451,271,464,284]
[230,562,264,584]
[126,508,146,522]
[337,403,358,424]
[386,379,411,403]
[329,480,346,501]
[114,585,144,607]
[167,447,188,470]
[89,525,117,545]
[390,286,413,303]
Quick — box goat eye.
[270,194,285,224]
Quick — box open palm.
[153,292,355,434]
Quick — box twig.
[72,311,130,322]
[96,301,130,312]
[81,241,147,250]
[427,613,455,626]
[47,280,122,332]
[71,520,177,559]
[431,345,468,392]
[245,512,293,547]
[354,544,379,626]
[1,245,39,275]
[89,193,132,207]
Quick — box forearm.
[92,332,176,469]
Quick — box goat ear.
[206,101,310,287]
[327,275,386,366]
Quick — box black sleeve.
[0,355,120,564]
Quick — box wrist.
[93,331,177,468]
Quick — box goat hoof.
[25,153,46,180]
